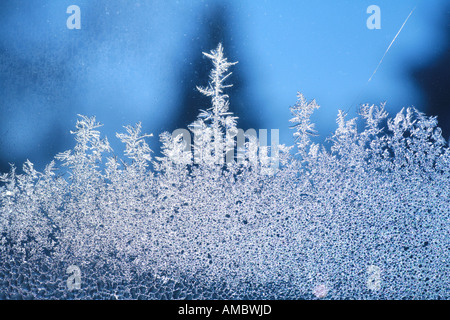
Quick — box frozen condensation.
[0,44,449,299]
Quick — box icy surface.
[0,45,449,299]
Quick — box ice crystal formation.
[0,44,449,300]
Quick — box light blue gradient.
[0,0,447,171]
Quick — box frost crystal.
[0,44,449,300]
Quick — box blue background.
[0,0,448,172]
